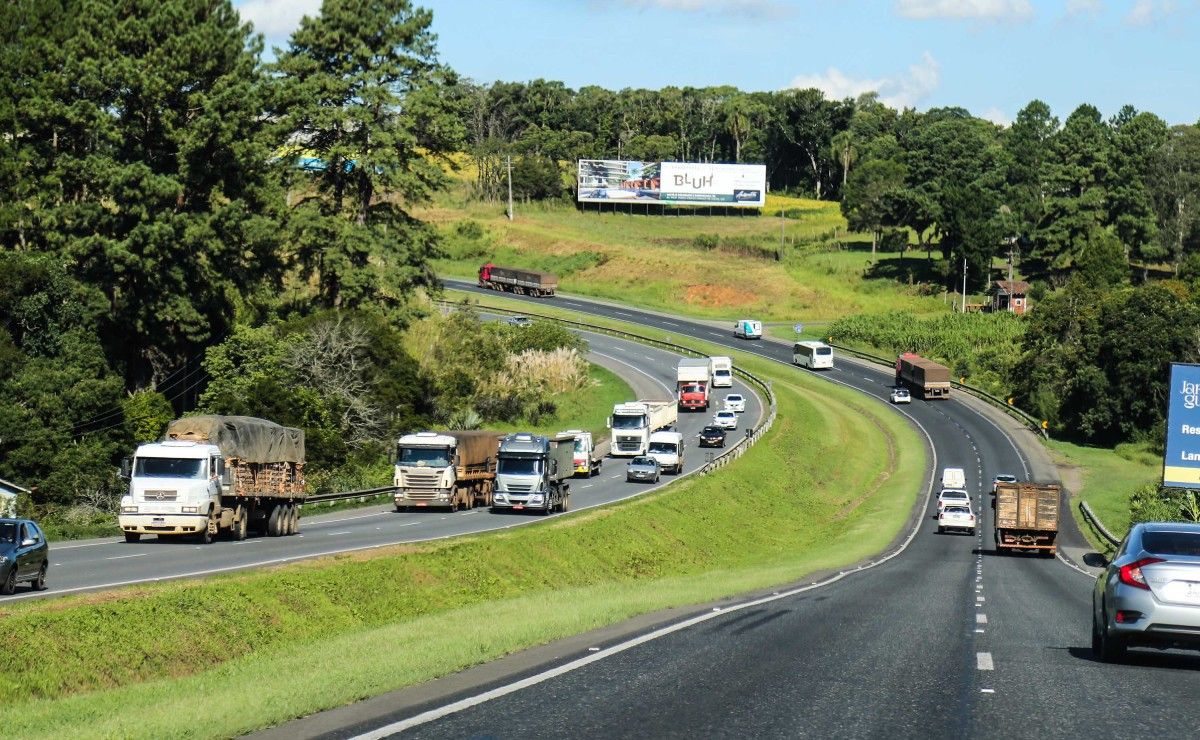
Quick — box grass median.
[0,305,925,739]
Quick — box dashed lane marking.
[977,652,994,671]
[104,553,146,560]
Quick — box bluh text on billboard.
[1163,362,1200,489]
[576,160,765,208]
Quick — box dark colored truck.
[896,353,952,400]
[994,482,1061,556]
[478,263,558,297]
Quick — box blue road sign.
[793,323,804,334]
[1164,362,1200,489]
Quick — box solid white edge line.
[348,355,940,738]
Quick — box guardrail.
[434,297,778,478]
[827,342,1048,439]
[1079,500,1122,547]
[305,486,394,506]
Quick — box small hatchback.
[0,518,49,595]
[1091,523,1200,661]
[626,456,661,484]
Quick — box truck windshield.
[498,457,542,475]
[612,414,647,430]
[398,447,452,467]
[648,442,676,454]
[574,439,586,453]
[714,369,731,376]
[680,384,704,393]
[134,457,205,479]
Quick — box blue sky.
[233,0,1200,126]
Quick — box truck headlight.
[181,506,198,514]
[121,505,138,513]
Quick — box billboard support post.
[506,156,513,222]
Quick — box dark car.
[698,425,727,448]
[0,518,49,595]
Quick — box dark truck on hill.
[478,263,558,297]
[896,353,952,400]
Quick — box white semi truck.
[393,430,504,511]
[491,432,575,514]
[118,415,306,543]
[609,400,677,457]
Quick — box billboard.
[577,160,766,208]
[1163,362,1200,489]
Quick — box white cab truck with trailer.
[647,430,685,474]
[393,430,503,511]
[562,429,609,477]
[710,356,733,388]
[119,415,305,543]
[609,400,678,457]
[491,433,574,514]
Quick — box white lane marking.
[976,653,994,671]
[579,484,593,489]
[104,553,146,561]
[327,531,352,536]
[976,595,985,602]
[975,629,986,633]
[51,539,123,550]
[233,540,265,546]
[981,688,995,694]
[976,614,987,624]
[459,511,478,516]
[303,511,392,527]
[661,321,681,328]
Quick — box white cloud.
[616,0,790,16]
[1065,0,1103,16]
[789,53,941,110]
[1125,0,1180,25]
[981,107,1011,126]
[895,0,1034,22]
[235,0,321,38]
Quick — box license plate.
[514,504,524,510]
[416,503,427,507]
[152,517,165,523]
[1187,583,1200,599]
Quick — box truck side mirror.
[220,462,232,486]
[119,457,132,479]
[606,417,611,429]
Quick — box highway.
[300,282,1200,739]
[19,329,762,602]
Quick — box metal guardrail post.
[1079,500,1122,547]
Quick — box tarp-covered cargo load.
[439,430,504,469]
[166,415,305,464]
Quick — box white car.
[938,505,976,535]
[712,410,738,430]
[890,387,911,404]
[936,489,971,515]
[723,394,746,413]
[991,474,1018,494]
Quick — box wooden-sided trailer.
[478,263,558,297]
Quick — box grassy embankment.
[0,309,925,739]
[1050,440,1160,549]
[422,188,951,323]
[40,362,630,541]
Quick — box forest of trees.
[3,0,1200,521]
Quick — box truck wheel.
[394,504,406,513]
[290,504,300,535]
[199,514,216,544]
[232,508,248,541]
[267,505,282,537]
[561,495,570,512]
[124,532,141,543]
[937,526,944,534]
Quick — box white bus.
[793,341,833,369]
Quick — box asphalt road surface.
[329,282,1200,739]
[15,329,761,602]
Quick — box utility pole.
[961,256,967,313]
[779,209,785,252]
[506,155,514,222]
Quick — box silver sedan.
[1090,522,1200,661]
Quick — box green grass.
[1048,439,1160,548]
[0,304,925,739]
[425,183,950,323]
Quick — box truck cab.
[394,432,458,510]
[647,431,685,474]
[710,356,733,387]
[492,433,572,514]
[119,440,224,541]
